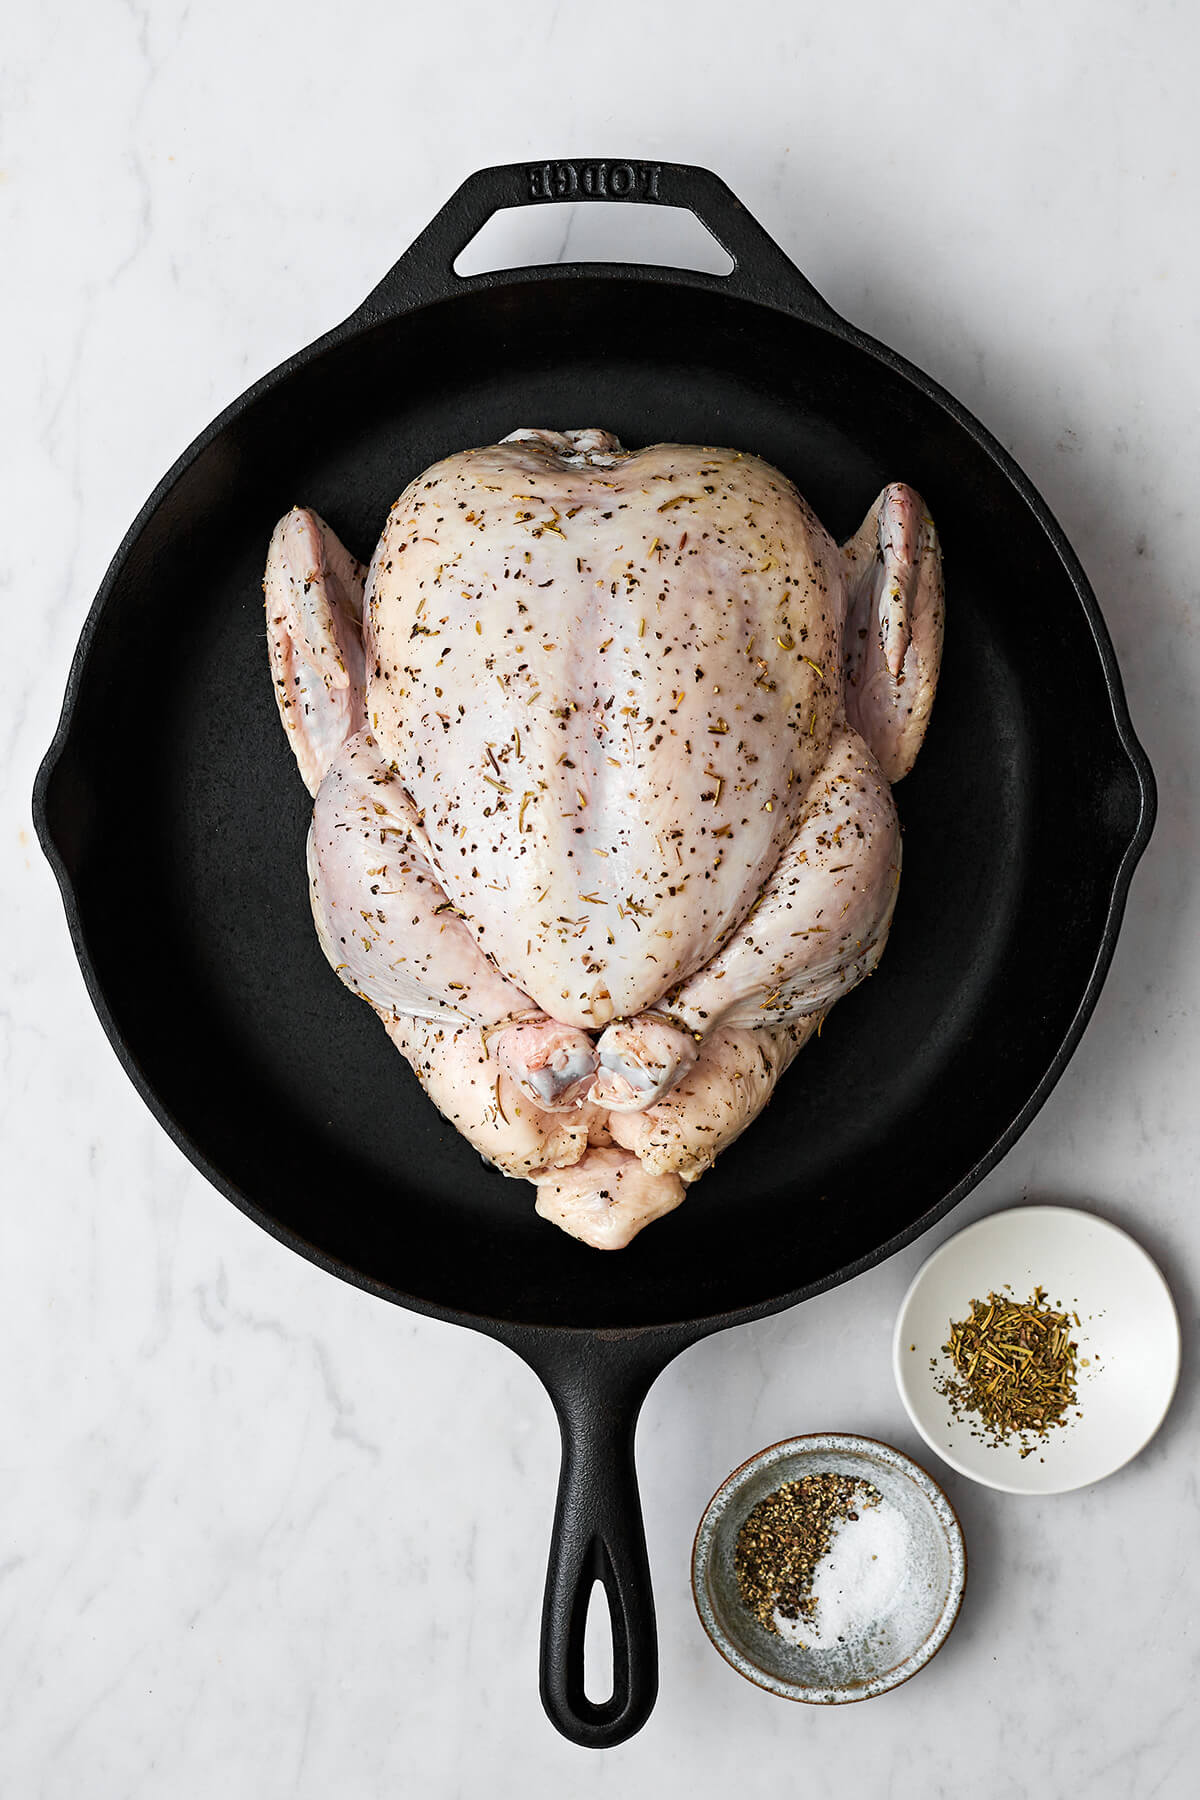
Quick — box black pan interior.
[48,277,1144,1329]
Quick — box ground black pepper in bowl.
[733,1472,883,1635]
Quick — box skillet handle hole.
[453,202,735,279]
[582,1573,615,1707]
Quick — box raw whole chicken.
[264,430,943,1249]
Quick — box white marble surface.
[3,1,1198,1792]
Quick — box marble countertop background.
[3,2,1198,1794]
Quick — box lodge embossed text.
[527,162,662,201]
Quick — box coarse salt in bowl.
[691,1434,966,1704]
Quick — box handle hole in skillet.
[453,202,735,278]
[582,1575,615,1707]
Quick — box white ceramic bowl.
[893,1205,1180,1495]
[691,1434,966,1704]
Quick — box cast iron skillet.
[35,160,1155,1747]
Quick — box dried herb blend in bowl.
[935,1286,1084,1454]
[734,1473,882,1634]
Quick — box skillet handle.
[512,1328,686,1749]
[351,158,839,327]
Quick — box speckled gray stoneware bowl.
[692,1434,966,1703]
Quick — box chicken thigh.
[264,430,943,1248]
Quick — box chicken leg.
[592,723,900,1108]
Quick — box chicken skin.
[264,430,943,1247]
